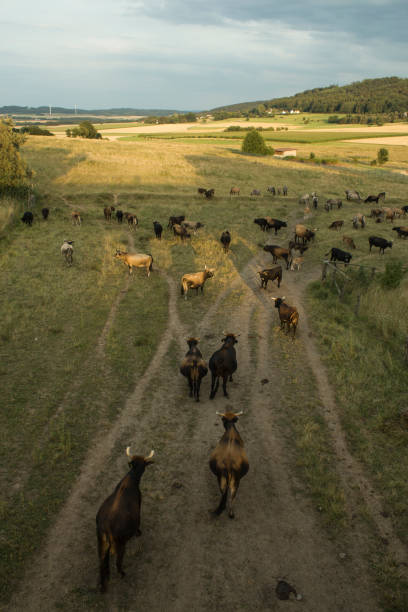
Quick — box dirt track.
[11,240,394,611]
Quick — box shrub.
[0,120,31,195]
[241,130,273,155]
[19,125,53,136]
[70,121,102,139]
[377,148,389,165]
[380,261,405,289]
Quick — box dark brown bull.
[96,448,154,593]
[168,215,185,228]
[180,337,208,402]
[329,220,344,230]
[271,296,299,337]
[263,244,291,269]
[220,230,231,253]
[209,411,249,518]
[258,266,282,289]
[209,333,238,399]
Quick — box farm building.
[274,147,297,158]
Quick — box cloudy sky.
[1,0,406,110]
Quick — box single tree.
[241,129,273,156]
[0,120,31,194]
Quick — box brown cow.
[230,187,240,198]
[180,267,214,299]
[209,411,249,518]
[294,224,316,244]
[114,250,153,276]
[271,296,299,337]
[342,235,356,249]
[96,448,154,592]
[263,244,292,269]
[329,220,344,230]
[180,337,208,402]
[258,266,282,289]
[104,206,115,221]
[173,223,191,241]
[71,211,81,226]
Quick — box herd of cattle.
[18,183,407,593]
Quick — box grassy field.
[1,130,408,608]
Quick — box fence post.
[322,261,328,280]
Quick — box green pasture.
[1,134,408,608]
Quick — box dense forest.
[213,77,408,115]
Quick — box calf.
[264,217,287,235]
[41,207,49,220]
[263,244,291,269]
[325,247,352,264]
[116,210,123,223]
[271,297,299,337]
[258,266,282,289]
[220,230,231,253]
[180,337,208,402]
[96,448,154,592]
[290,257,304,271]
[342,235,356,249]
[21,211,33,226]
[329,220,344,231]
[209,333,238,399]
[72,211,81,226]
[168,215,185,228]
[180,267,214,299]
[392,226,408,239]
[104,206,115,221]
[153,221,163,239]
[209,411,249,518]
[61,240,74,265]
[114,250,153,276]
[368,236,393,254]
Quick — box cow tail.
[148,254,153,271]
[180,283,184,296]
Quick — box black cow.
[153,221,163,240]
[21,211,33,226]
[266,186,276,196]
[220,230,231,253]
[325,247,352,264]
[258,266,282,289]
[265,217,287,235]
[365,194,380,204]
[368,236,393,254]
[116,210,123,223]
[41,207,49,220]
[209,333,238,400]
[205,188,215,199]
[254,218,269,232]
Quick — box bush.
[377,148,389,165]
[241,129,273,155]
[381,261,405,289]
[19,125,53,136]
[68,121,102,139]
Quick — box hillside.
[213,76,408,114]
[0,106,189,118]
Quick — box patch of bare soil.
[11,252,388,612]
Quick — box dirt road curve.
[12,256,385,611]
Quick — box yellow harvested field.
[308,124,408,133]
[98,120,295,136]
[343,135,408,146]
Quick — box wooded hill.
[213,77,408,114]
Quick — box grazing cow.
[72,211,81,226]
[283,185,288,196]
[370,208,383,219]
[96,447,154,593]
[263,244,291,269]
[209,411,249,518]
[345,190,361,201]
[180,266,214,299]
[205,188,215,199]
[61,240,74,265]
[266,186,276,195]
[173,223,191,242]
[168,215,185,228]
[250,189,261,196]
[153,221,163,240]
[41,207,49,220]
[116,210,123,223]
[393,208,405,219]
[114,250,153,276]
[368,236,393,254]
[325,247,352,264]
[288,240,308,256]
[352,214,366,229]
[294,224,316,244]
[290,257,304,271]
[365,194,381,204]
[104,206,115,221]
[181,220,204,234]
[258,266,282,289]
[230,187,240,198]
[21,211,33,226]
[342,236,356,249]
[254,218,269,232]
[271,297,299,337]
[378,192,386,202]
[209,333,238,399]
[326,198,342,210]
[329,220,344,230]
[264,217,287,235]
[312,195,318,209]
[393,226,408,239]
[220,230,231,253]
[381,207,395,223]
[126,214,138,229]
[180,337,208,402]
[198,187,207,195]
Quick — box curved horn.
[215,411,224,416]
[281,296,286,300]
[235,411,244,416]
[126,446,132,457]
[270,297,277,301]
[145,450,155,460]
